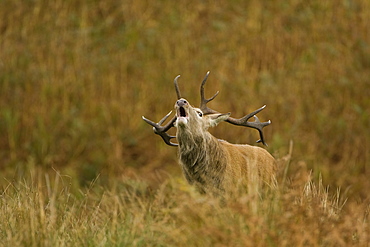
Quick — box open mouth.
[178,106,187,118]
[175,105,189,127]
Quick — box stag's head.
[174,98,230,133]
[142,71,271,146]
[173,73,230,139]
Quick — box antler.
[174,75,182,99]
[142,75,184,146]
[142,111,178,146]
[199,71,271,146]
[200,71,219,115]
[226,107,271,146]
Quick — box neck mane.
[176,127,227,191]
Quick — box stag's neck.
[176,129,227,191]
[176,128,216,156]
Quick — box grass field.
[0,0,369,246]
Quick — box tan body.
[221,141,276,188]
[175,103,277,193]
[142,72,276,194]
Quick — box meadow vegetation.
[0,0,369,246]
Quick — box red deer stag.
[142,72,277,194]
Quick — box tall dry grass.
[0,169,368,246]
[0,0,369,245]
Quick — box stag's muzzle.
[175,99,189,126]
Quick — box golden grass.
[0,0,369,245]
[0,168,368,246]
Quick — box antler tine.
[200,71,219,114]
[174,75,182,100]
[197,71,271,146]
[226,105,271,146]
[252,115,271,146]
[234,105,267,122]
[142,111,178,146]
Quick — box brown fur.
[175,98,277,194]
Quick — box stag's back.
[220,140,277,190]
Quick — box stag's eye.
[197,111,203,117]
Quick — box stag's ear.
[208,113,231,127]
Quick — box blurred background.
[0,0,369,198]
